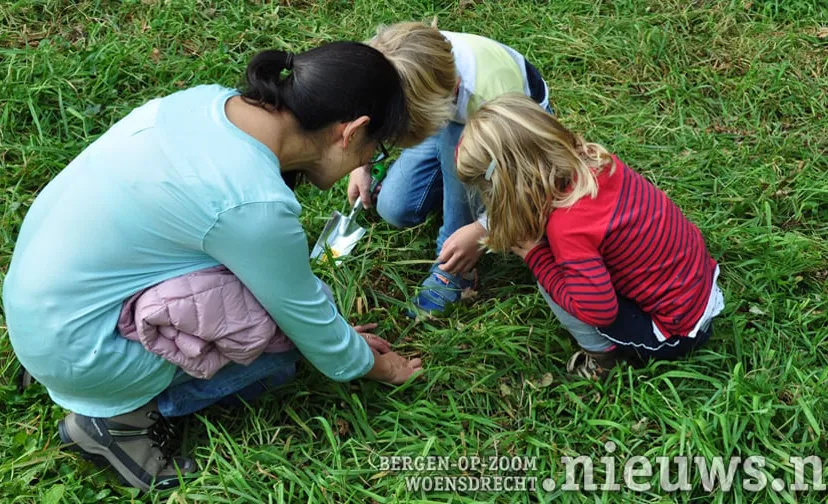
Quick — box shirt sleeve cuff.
[523,242,549,267]
[477,213,488,231]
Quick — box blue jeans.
[155,349,301,417]
[539,284,616,353]
[377,104,554,257]
[154,282,337,417]
[376,121,474,255]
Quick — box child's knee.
[376,191,429,228]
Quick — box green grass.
[1,0,827,502]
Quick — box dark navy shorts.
[599,295,713,360]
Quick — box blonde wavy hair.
[455,93,615,253]
[367,19,456,147]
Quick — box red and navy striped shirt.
[524,155,717,338]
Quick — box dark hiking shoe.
[58,400,197,492]
[18,368,34,392]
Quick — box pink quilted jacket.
[117,265,295,379]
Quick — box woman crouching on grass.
[454,94,725,380]
[2,42,422,491]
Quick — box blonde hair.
[367,19,456,147]
[455,93,615,253]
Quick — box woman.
[2,41,422,492]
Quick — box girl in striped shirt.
[454,94,725,379]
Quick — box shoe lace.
[146,412,176,461]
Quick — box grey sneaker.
[58,400,197,492]
[566,349,625,380]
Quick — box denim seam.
[413,163,444,218]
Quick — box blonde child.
[454,94,725,379]
[347,20,552,315]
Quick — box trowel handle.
[350,195,366,215]
[371,161,388,183]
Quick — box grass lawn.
[1,0,827,502]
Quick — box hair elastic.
[485,159,496,180]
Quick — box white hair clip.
[485,159,496,180]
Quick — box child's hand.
[437,221,487,274]
[511,238,545,259]
[347,164,373,208]
[353,323,391,354]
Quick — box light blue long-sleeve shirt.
[2,85,373,417]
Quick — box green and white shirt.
[442,31,549,124]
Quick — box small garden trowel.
[310,161,388,265]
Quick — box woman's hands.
[354,323,422,385]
